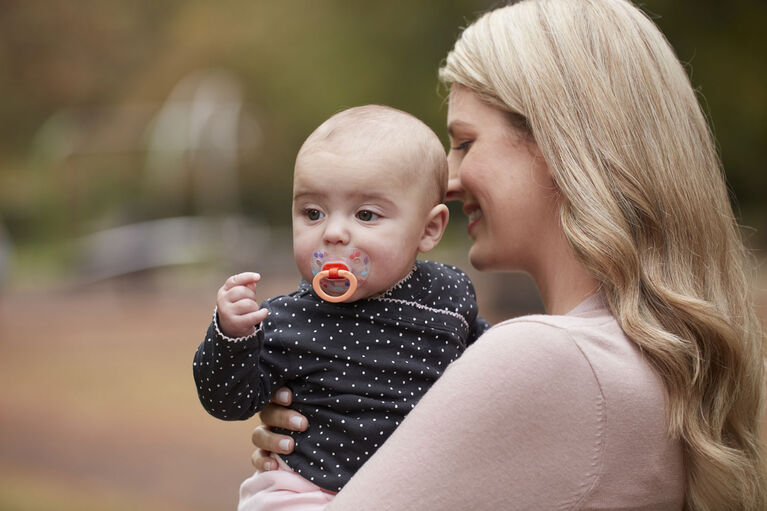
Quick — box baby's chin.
[345,288,373,303]
[329,283,377,303]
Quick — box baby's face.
[292,148,434,301]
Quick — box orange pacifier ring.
[312,263,358,303]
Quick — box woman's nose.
[323,216,350,245]
[445,163,464,203]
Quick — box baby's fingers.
[221,308,268,337]
[246,308,269,325]
[223,272,261,291]
[218,279,259,309]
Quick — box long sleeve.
[193,308,287,421]
[327,301,684,510]
[327,320,605,510]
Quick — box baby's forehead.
[298,136,405,166]
[294,147,417,189]
[296,124,425,177]
[293,151,438,210]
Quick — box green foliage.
[641,0,767,242]
[0,0,764,249]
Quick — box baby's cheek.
[292,248,313,281]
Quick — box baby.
[194,105,489,510]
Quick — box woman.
[251,0,767,508]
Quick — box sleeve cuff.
[212,306,262,343]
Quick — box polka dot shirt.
[193,259,490,492]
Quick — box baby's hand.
[216,272,269,338]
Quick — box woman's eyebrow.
[447,120,472,137]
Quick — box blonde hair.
[297,105,448,204]
[440,0,767,509]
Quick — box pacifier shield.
[310,247,370,298]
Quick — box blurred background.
[0,1,765,509]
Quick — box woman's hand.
[250,387,308,471]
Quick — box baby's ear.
[418,204,449,253]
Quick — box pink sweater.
[327,293,685,510]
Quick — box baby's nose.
[322,217,350,245]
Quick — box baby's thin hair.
[297,105,448,204]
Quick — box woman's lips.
[464,205,482,234]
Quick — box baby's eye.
[356,210,379,222]
[305,209,324,221]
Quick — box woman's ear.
[418,204,449,253]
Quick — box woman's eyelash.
[452,140,472,151]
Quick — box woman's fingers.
[251,424,296,455]
[272,386,293,406]
[249,387,307,470]
[251,448,278,471]
[259,401,308,432]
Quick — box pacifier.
[310,247,370,303]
